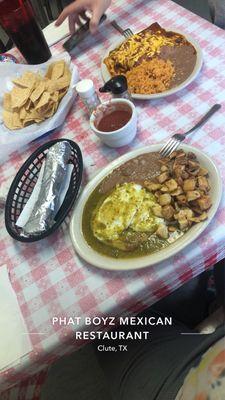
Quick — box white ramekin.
[90,99,137,147]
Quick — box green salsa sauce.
[82,184,169,259]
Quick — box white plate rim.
[70,144,222,271]
[101,30,203,100]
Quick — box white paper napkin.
[43,19,70,47]
[0,265,32,371]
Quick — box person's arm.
[55,0,111,34]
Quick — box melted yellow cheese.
[104,29,182,76]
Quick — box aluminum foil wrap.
[23,141,72,236]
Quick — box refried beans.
[99,152,161,194]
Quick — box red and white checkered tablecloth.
[1,0,225,398]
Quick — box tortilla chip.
[13,71,37,89]
[25,99,32,111]
[54,76,70,91]
[58,89,68,100]
[30,81,45,103]
[12,112,23,129]
[3,93,12,112]
[51,61,65,80]
[36,92,50,109]
[11,86,30,109]
[19,107,27,120]
[3,110,14,130]
[3,60,71,130]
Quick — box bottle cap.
[76,79,95,98]
[99,75,128,95]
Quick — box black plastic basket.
[5,139,83,242]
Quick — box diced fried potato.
[186,190,201,202]
[161,165,169,172]
[174,208,194,221]
[152,205,163,218]
[169,151,177,159]
[188,168,200,176]
[178,219,189,231]
[187,152,197,160]
[174,165,185,178]
[190,212,208,223]
[170,186,183,196]
[183,178,196,192]
[174,202,180,212]
[165,179,178,192]
[177,177,184,187]
[173,159,187,168]
[192,206,204,215]
[198,167,209,176]
[168,226,177,232]
[181,171,189,179]
[188,160,199,169]
[159,157,170,165]
[154,191,161,199]
[197,176,210,192]
[160,185,169,193]
[197,195,212,211]
[176,194,187,205]
[176,150,186,158]
[156,224,169,239]
[144,181,161,192]
[157,172,170,183]
[162,205,175,220]
[155,150,211,231]
[159,193,172,206]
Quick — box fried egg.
[131,192,162,233]
[92,183,165,247]
[92,183,145,242]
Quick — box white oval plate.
[101,31,203,100]
[70,144,222,271]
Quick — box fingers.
[89,0,111,33]
[89,7,103,33]
[68,15,76,35]
[56,0,110,34]
[55,2,82,27]
[79,11,90,22]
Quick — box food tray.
[5,139,83,242]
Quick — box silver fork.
[160,104,221,158]
[111,20,133,39]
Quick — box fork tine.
[162,141,177,158]
[163,140,180,158]
[169,140,180,155]
[163,140,178,157]
[160,138,174,156]
[124,29,133,38]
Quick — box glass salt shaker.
[75,79,101,115]
[99,75,132,101]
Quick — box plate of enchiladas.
[101,22,203,100]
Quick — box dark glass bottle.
[99,75,132,101]
[0,0,51,64]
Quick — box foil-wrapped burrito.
[23,141,72,236]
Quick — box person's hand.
[55,0,111,34]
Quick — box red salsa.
[96,109,132,132]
